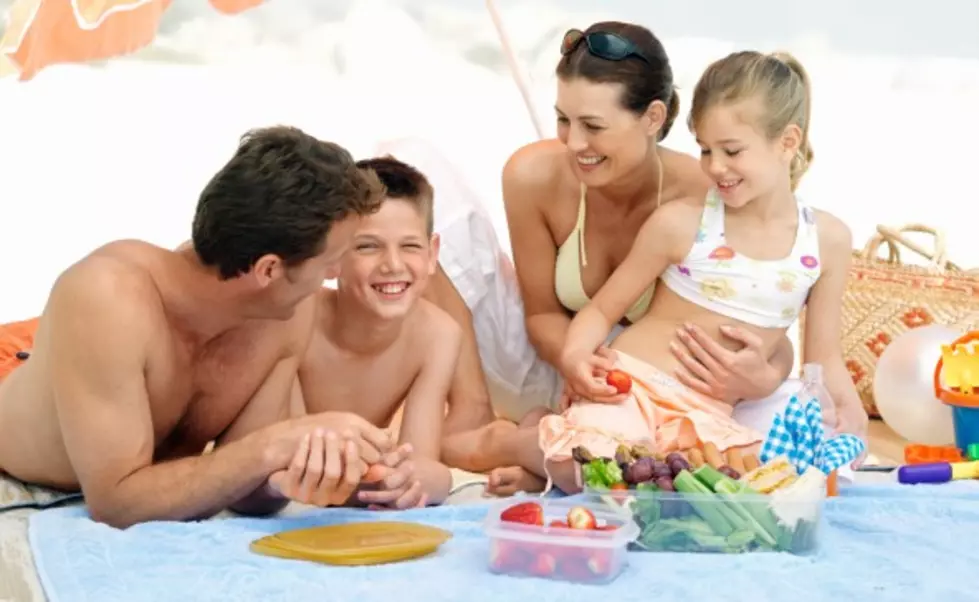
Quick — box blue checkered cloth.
[759,394,866,474]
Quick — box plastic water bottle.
[800,363,837,432]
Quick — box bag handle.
[877,224,959,270]
[860,231,903,265]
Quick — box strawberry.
[500,501,544,526]
[605,370,632,394]
[488,540,511,572]
[489,539,531,573]
[566,506,597,530]
[596,524,619,531]
[548,519,570,529]
[556,556,594,583]
[528,552,557,577]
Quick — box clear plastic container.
[583,485,823,555]
[482,497,639,583]
[801,362,837,431]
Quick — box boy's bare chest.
[301,339,420,428]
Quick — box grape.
[624,457,655,484]
[665,452,686,465]
[718,465,742,480]
[651,461,673,480]
[654,476,675,492]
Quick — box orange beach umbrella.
[0,0,267,81]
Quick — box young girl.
[491,50,869,494]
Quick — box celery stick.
[673,470,736,536]
[694,465,780,547]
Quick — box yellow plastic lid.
[249,521,452,566]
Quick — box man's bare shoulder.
[51,242,166,327]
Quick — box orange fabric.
[0,317,39,380]
[0,0,267,81]
[538,351,764,463]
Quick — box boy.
[298,156,460,509]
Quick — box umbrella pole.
[485,0,545,140]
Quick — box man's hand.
[356,444,428,510]
[267,428,363,507]
[670,324,779,404]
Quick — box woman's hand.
[670,324,779,404]
[832,402,870,468]
[559,346,629,404]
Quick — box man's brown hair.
[193,126,383,279]
[356,156,434,235]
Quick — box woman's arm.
[501,148,574,368]
[800,212,868,440]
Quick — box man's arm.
[48,261,285,528]
[397,307,461,505]
[218,298,318,517]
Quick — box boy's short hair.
[356,156,434,234]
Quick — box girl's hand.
[559,346,628,404]
[670,324,778,404]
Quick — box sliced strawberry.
[500,501,544,526]
[587,549,614,576]
[549,519,569,528]
[528,551,557,577]
[605,370,632,394]
[566,506,598,530]
[595,524,619,531]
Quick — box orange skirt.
[538,351,764,462]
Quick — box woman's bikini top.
[659,188,822,328]
[554,184,657,324]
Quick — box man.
[0,126,391,528]
[298,157,458,510]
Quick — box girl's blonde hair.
[688,51,813,190]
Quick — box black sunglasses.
[560,29,650,65]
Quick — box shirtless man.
[0,126,393,528]
[299,157,458,509]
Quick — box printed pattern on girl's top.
[660,188,821,329]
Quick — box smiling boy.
[298,156,459,508]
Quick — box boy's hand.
[356,443,428,510]
[267,428,363,507]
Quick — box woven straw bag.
[799,224,979,418]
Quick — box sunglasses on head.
[560,29,650,64]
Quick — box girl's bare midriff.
[610,284,788,389]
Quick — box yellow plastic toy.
[250,521,452,566]
[940,341,979,395]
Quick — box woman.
[383,22,796,489]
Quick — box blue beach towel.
[29,483,979,602]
